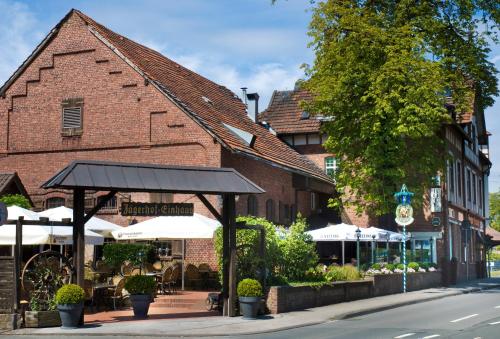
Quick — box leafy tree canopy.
[490,192,500,232]
[303,0,499,215]
[0,194,31,209]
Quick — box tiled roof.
[73,10,333,185]
[259,89,321,134]
[0,173,16,192]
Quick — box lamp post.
[355,227,361,271]
[394,185,414,293]
[371,234,376,264]
[386,232,390,263]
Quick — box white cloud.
[491,54,500,64]
[0,0,41,85]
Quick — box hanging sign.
[430,188,442,212]
[432,217,441,227]
[395,204,414,226]
[121,202,194,217]
[0,202,7,226]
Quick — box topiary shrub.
[55,284,85,305]
[396,263,405,270]
[419,262,430,270]
[237,278,262,297]
[384,263,395,272]
[371,263,382,270]
[124,275,156,295]
[408,262,420,271]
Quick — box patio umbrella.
[39,206,123,238]
[111,213,220,290]
[0,206,104,245]
[367,227,404,242]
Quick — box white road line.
[422,335,440,339]
[394,333,415,338]
[450,314,479,323]
[489,320,500,325]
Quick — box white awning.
[112,213,220,240]
[307,223,403,242]
[39,206,123,238]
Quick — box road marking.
[394,334,415,338]
[422,335,440,339]
[450,314,479,323]
[489,320,500,325]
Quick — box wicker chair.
[153,261,163,271]
[107,277,126,310]
[169,265,180,294]
[157,265,173,295]
[185,264,201,290]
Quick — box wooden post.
[222,194,230,316]
[14,216,23,312]
[228,194,237,317]
[73,189,85,287]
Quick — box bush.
[396,263,405,270]
[124,275,156,295]
[0,194,31,209]
[419,262,430,270]
[408,262,420,271]
[279,215,319,281]
[237,278,262,297]
[360,263,370,272]
[371,263,382,270]
[304,264,327,282]
[103,243,156,269]
[55,284,84,305]
[384,263,395,272]
[325,265,362,282]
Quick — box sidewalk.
[6,277,500,337]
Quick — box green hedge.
[103,243,156,269]
[124,275,156,295]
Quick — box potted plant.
[124,275,156,318]
[237,278,262,319]
[55,284,85,329]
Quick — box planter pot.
[130,294,152,318]
[239,296,261,319]
[57,303,83,329]
[25,310,61,328]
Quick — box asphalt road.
[4,288,500,339]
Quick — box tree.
[303,0,499,215]
[0,194,31,209]
[490,192,500,232]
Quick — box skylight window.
[300,111,310,120]
[223,123,256,147]
[201,96,213,105]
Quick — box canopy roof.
[307,223,402,242]
[42,160,265,195]
[39,206,123,238]
[0,206,103,245]
[112,213,220,240]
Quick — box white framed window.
[479,177,483,213]
[472,172,477,210]
[282,135,293,145]
[325,157,337,177]
[456,160,462,203]
[447,159,455,202]
[311,192,317,211]
[466,167,472,208]
[308,134,320,144]
[294,134,307,146]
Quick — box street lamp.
[371,234,376,264]
[385,232,391,263]
[394,184,415,293]
[355,227,361,271]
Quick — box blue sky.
[0,0,499,192]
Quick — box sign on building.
[121,202,194,217]
[430,188,442,213]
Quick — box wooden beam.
[222,194,230,316]
[73,188,85,325]
[14,216,23,313]
[196,193,222,223]
[83,190,117,223]
[228,194,237,317]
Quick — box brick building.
[261,88,491,281]
[0,10,334,269]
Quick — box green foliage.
[396,264,405,270]
[124,275,156,295]
[279,215,319,281]
[490,192,500,232]
[325,265,362,282]
[103,243,155,269]
[55,284,84,305]
[0,194,31,209]
[419,262,430,270]
[237,278,263,297]
[26,261,64,311]
[384,263,395,272]
[370,263,382,270]
[304,0,499,216]
[304,264,328,282]
[408,262,420,271]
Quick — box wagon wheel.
[21,250,74,309]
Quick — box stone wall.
[266,271,442,314]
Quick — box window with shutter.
[61,98,83,136]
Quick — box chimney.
[241,87,248,106]
[246,92,260,123]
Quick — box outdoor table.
[92,282,116,311]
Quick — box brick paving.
[84,290,219,324]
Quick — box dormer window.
[300,111,310,120]
[223,123,256,147]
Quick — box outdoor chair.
[121,262,134,276]
[198,263,211,290]
[185,264,201,290]
[169,265,180,294]
[157,265,173,295]
[153,261,163,271]
[144,263,155,273]
[107,277,126,310]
